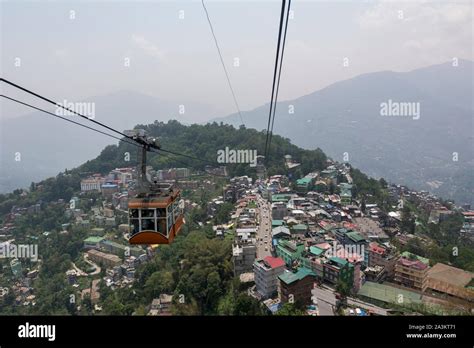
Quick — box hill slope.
[0,91,215,193]
[0,121,329,215]
[214,60,474,205]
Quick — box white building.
[80,178,102,192]
[253,256,286,299]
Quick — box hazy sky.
[1,0,472,121]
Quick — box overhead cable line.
[267,0,291,156]
[201,0,245,126]
[0,78,135,142]
[1,79,228,170]
[0,94,139,148]
[264,0,287,160]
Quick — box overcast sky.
[1,0,472,121]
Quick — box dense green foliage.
[99,229,266,315]
[76,121,327,178]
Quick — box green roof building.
[84,236,105,249]
[272,220,284,228]
[323,256,354,289]
[275,239,305,266]
[278,267,316,285]
[339,183,353,205]
[271,193,294,203]
[309,246,325,257]
[100,239,143,257]
[296,177,314,194]
[346,231,366,244]
[290,223,308,234]
[278,267,317,306]
[357,281,422,307]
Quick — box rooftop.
[358,281,422,304]
[263,256,285,269]
[346,231,366,243]
[296,178,312,185]
[369,242,386,255]
[329,256,350,267]
[309,246,325,256]
[291,224,308,231]
[400,251,430,266]
[278,267,316,285]
[84,236,105,244]
[427,263,474,288]
[272,220,284,226]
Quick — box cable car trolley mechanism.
[126,129,184,245]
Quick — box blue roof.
[102,183,118,188]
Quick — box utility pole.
[124,129,161,196]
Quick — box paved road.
[347,297,388,316]
[71,262,88,276]
[83,254,101,276]
[311,287,335,316]
[255,195,272,259]
[312,286,388,316]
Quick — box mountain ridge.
[212,60,474,205]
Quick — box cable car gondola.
[126,129,184,245]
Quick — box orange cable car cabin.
[125,129,185,245]
[128,188,184,245]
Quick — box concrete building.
[99,239,143,257]
[86,249,122,268]
[275,239,304,266]
[323,257,354,290]
[232,241,256,276]
[101,183,119,199]
[80,178,102,192]
[271,202,288,220]
[339,183,352,205]
[295,177,314,194]
[394,252,430,291]
[367,242,398,279]
[278,267,316,306]
[83,236,105,250]
[148,294,173,316]
[253,256,286,299]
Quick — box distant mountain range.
[0,91,215,193]
[213,60,474,206]
[2,60,472,206]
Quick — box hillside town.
[222,161,474,315]
[1,157,473,316]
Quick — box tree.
[335,279,350,312]
[215,203,234,224]
[144,271,175,301]
[401,206,415,234]
[404,238,426,257]
[275,303,305,316]
[361,198,366,214]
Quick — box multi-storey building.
[86,249,122,268]
[253,256,286,299]
[232,241,256,276]
[278,267,316,306]
[323,257,354,290]
[367,242,398,279]
[394,252,430,291]
[80,177,102,192]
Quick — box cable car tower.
[125,129,184,245]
